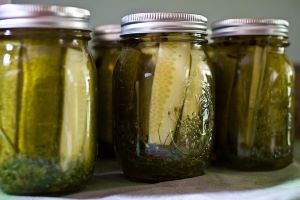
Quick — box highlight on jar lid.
[211,18,289,38]
[92,24,121,42]
[121,12,207,36]
[0,4,90,30]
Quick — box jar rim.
[121,12,207,36]
[92,24,121,42]
[0,4,91,30]
[211,18,289,38]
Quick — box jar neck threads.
[212,35,289,47]
[122,33,207,44]
[0,29,91,40]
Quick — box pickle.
[114,47,141,117]
[148,42,190,145]
[18,40,63,159]
[213,46,238,152]
[137,45,158,139]
[0,41,21,160]
[253,51,294,154]
[60,48,93,171]
[242,46,268,149]
[226,46,271,156]
[98,48,120,144]
[176,49,213,152]
[181,49,205,120]
[228,46,269,154]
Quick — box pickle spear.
[243,46,268,148]
[148,42,190,145]
[60,48,92,171]
[18,40,63,159]
[214,47,238,150]
[181,49,206,120]
[98,48,119,143]
[0,42,21,160]
[254,51,294,151]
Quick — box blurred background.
[5,0,300,135]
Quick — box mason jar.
[209,18,295,170]
[114,12,214,182]
[0,4,96,194]
[91,25,121,159]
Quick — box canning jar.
[91,25,121,159]
[209,18,295,170]
[114,12,214,182]
[0,4,96,194]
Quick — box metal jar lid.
[211,18,289,38]
[0,4,90,30]
[92,24,121,42]
[121,12,207,36]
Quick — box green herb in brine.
[0,154,90,194]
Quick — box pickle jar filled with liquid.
[91,25,121,159]
[114,12,214,182]
[0,4,96,194]
[209,18,295,170]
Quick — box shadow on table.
[65,158,300,199]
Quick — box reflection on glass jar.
[208,18,295,170]
[114,12,214,182]
[90,25,121,159]
[0,4,96,194]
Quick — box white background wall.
[12,0,300,63]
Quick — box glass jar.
[208,18,295,170]
[114,12,214,182]
[91,25,121,159]
[0,4,96,194]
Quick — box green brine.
[208,18,295,170]
[0,4,96,194]
[114,12,214,182]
